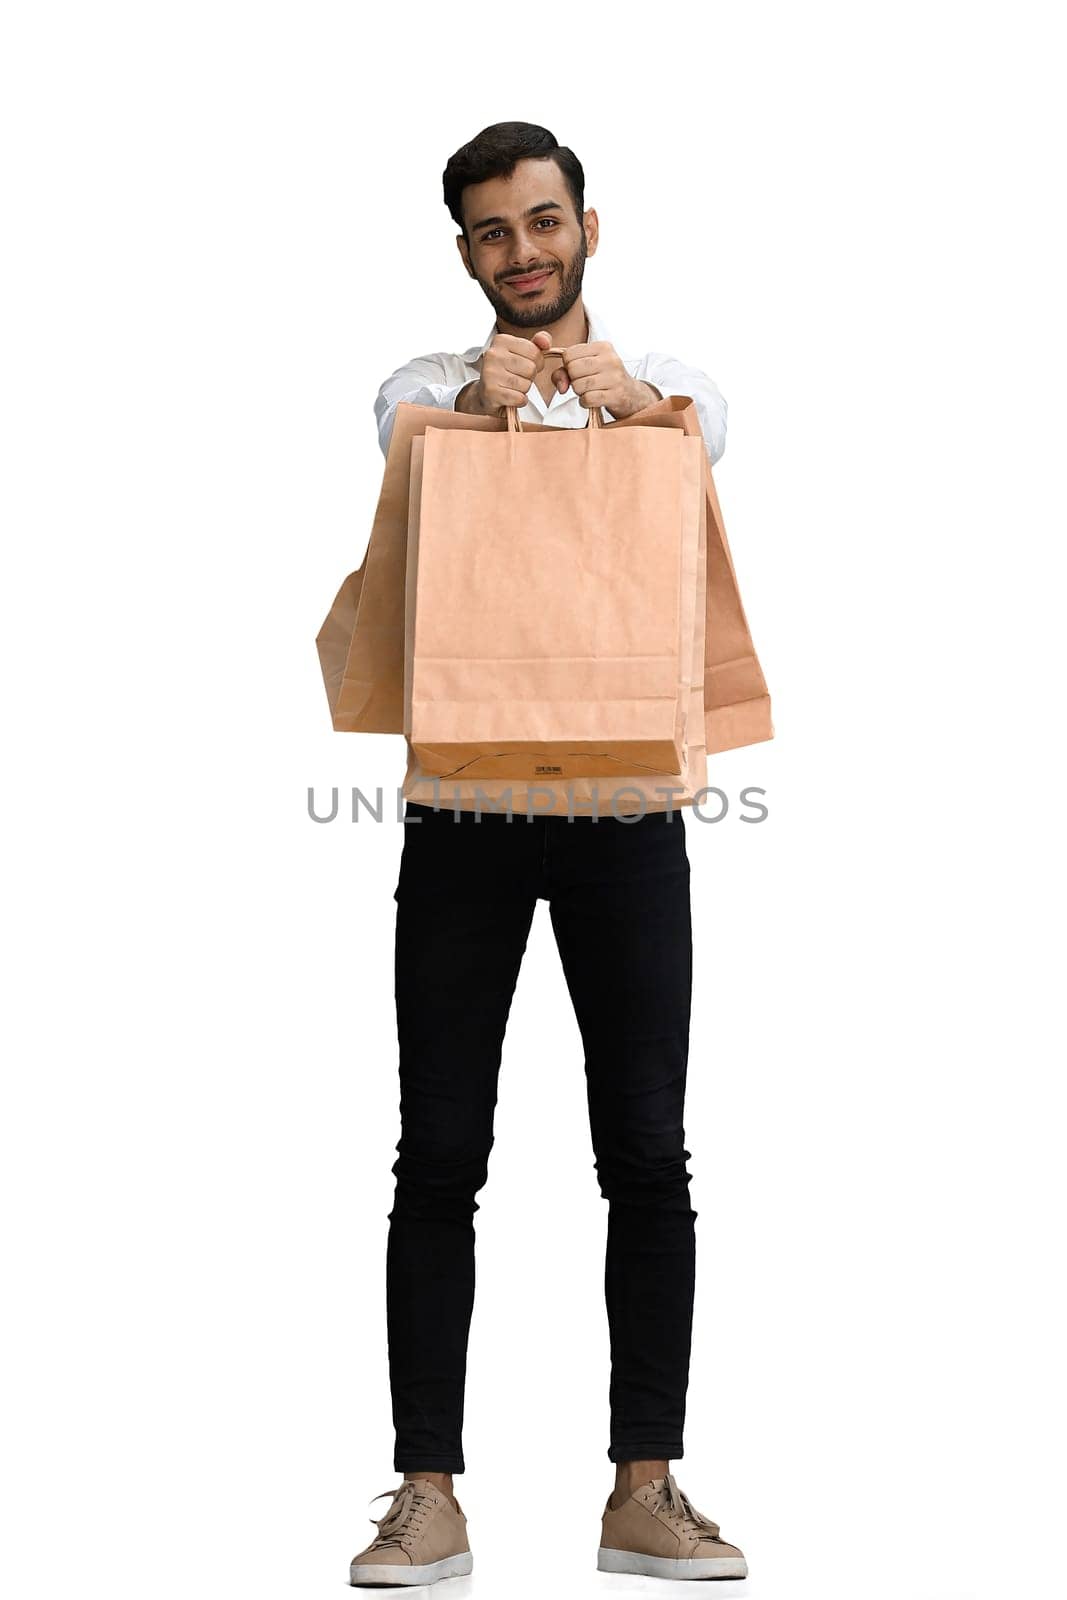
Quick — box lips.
[505,269,553,292]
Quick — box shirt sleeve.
[373,356,472,457]
[633,353,728,466]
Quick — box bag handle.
[505,347,603,433]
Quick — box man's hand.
[549,341,660,418]
[455,329,554,417]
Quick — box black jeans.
[387,799,697,1474]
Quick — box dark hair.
[442,122,585,239]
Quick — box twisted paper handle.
[505,347,603,434]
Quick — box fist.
[475,329,555,414]
[549,340,655,418]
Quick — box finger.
[504,330,551,368]
[505,359,540,382]
[499,336,547,364]
[568,354,625,382]
[494,353,539,379]
[578,389,610,409]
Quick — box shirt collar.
[461,303,620,366]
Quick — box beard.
[475,230,588,329]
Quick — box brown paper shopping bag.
[605,397,773,753]
[325,405,505,733]
[315,562,367,720]
[316,389,771,759]
[402,396,698,784]
[401,432,708,816]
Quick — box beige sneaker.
[598,1471,748,1580]
[349,1477,472,1587]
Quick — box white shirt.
[373,303,727,465]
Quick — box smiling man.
[374,129,727,463]
[350,122,748,1588]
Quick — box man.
[350,122,748,1587]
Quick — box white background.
[2,4,1064,1598]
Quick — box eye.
[480,217,559,243]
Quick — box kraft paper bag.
[605,397,773,753]
[401,440,708,817]
[327,404,506,732]
[402,410,696,784]
[317,394,771,757]
[315,562,367,720]
[701,459,772,753]
[401,427,704,811]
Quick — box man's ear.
[583,208,599,257]
[456,235,475,278]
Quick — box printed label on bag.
[535,764,564,775]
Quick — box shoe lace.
[365,1480,434,1551]
[652,1472,721,1540]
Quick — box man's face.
[457,157,597,328]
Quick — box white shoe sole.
[350,1550,473,1586]
[598,1545,748,1580]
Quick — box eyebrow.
[468,200,564,234]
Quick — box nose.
[508,225,546,269]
